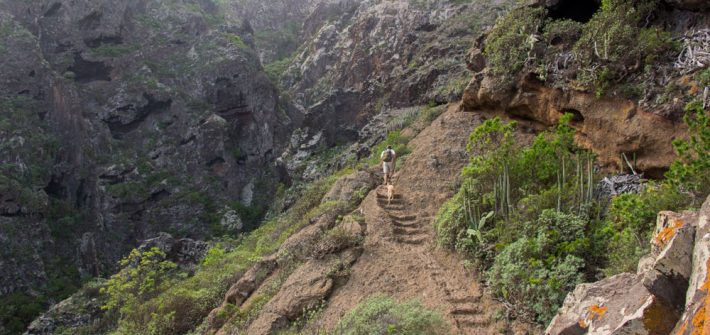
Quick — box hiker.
[380,145,396,185]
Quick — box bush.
[264,56,294,83]
[487,210,588,324]
[484,7,546,80]
[101,248,177,318]
[334,295,447,335]
[436,116,605,323]
[665,100,710,201]
[573,0,674,94]
[0,293,45,335]
[602,182,692,275]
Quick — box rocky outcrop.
[137,233,209,266]
[665,0,710,11]
[25,280,106,335]
[463,75,688,177]
[203,169,372,335]
[322,169,377,203]
[546,196,710,335]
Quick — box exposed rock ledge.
[462,74,688,178]
[546,195,710,334]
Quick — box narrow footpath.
[314,104,538,334]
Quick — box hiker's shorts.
[383,162,393,175]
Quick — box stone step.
[450,306,483,316]
[456,315,490,327]
[393,220,420,228]
[377,198,404,205]
[376,193,402,199]
[380,204,406,211]
[389,214,417,221]
[396,236,427,245]
[447,296,482,304]
[393,226,424,235]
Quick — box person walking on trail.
[380,145,397,185]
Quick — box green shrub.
[484,7,546,79]
[0,293,45,335]
[487,210,588,324]
[543,19,583,46]
[602,182,692,275]
[573,0,673,93]
[334,295,446,335]
[264,56,294,83]
[225,33,249,50]
[101,248,177,318]
[665,100,710,201]
[436,116,604,323]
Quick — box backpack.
[382,149,393,163]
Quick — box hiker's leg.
[382,163,388,185]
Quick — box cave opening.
[548,0,600,23]
[561,108,585,125]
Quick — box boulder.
[546,273,678,335]
[322,170,377,204]
[223,256,279,306]
[466,48,486,73]
[246,259,336,335]
[643,211,697,309]
[137,233,208,265]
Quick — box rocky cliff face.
[279,0,516,178]
[0,0,302,331]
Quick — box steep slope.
[312,105,536,334]
[201,105,540,334]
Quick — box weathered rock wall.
[0,0,300,327]
[279,0,517,177]
[462,74,688,177]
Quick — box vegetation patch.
[334,295,447,335]
[435,112,699,323]
[484,0,680,100]
[102,167,359,334]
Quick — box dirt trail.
[313,104,537,334]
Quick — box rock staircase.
[376,188,491,333]
[376,192,428,245]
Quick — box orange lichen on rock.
[638,295,679,334]
[655,219,685,249]
[685,258,710,335]
[578,304,608,329]
[691,305,705,335]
